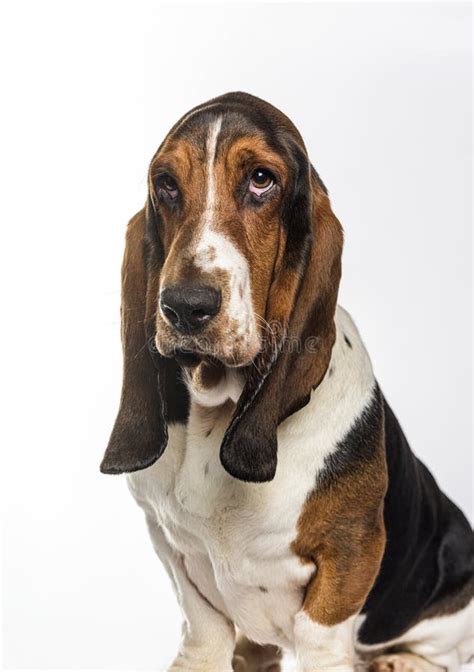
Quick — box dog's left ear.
[220,156,343,482]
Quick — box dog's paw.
[233,638,282,672]
[369,654,441,672]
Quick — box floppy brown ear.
[100,202,189,475]
[220,167,343,482]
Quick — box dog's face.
[102,93,343,480]
[151,106,299,368]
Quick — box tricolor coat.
[101,93,473,672]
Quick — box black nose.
[160,285,221,334]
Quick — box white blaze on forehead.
[195,116,258,345]
[202,115,222,228]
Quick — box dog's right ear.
[100,201,188,475]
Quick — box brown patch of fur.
[292,433,387,627]
[150,138,205,254]
[192,359,226,390]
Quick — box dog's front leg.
[293,556,372,672]
[292,519,386,672]
[293,611,357,672]
[144,515,236,672]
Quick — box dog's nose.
[160,286,221,334]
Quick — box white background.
[1,1,471,669]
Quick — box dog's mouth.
[173,348,203,368]
[172,347,240,372]
[150,333,213,368]
[154,322,261,369]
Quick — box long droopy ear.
[100,202,188,474]
[220,164,343,482]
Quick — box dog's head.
[101,92,343,482]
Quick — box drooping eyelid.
[251,182,274,195]
[152,167,177,184]
[244,176,279,207]
[150,158,178,181]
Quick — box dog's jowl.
[101,93,473,672]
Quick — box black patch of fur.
[359,396,474,644]
[317,384,383,489]
[343,334,352,349]
[220,426,278,483]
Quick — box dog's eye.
[249,168,275,196]
[155,175,179,200]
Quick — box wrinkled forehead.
[150,99,305,174]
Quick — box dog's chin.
[173,349,202,368]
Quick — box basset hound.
[101,92,473,672]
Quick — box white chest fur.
[127,307,375,649]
